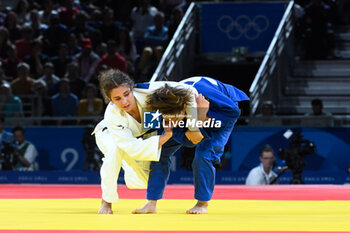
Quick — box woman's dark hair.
[146,84,191,115]
[98,69,134,103]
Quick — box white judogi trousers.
[95,123,153,203]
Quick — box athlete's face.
[109,85,136,114]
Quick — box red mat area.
[1,231,350,233]
[1,184,350,200]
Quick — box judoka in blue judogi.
[134,76,249,213]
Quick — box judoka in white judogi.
[94,81,198,203]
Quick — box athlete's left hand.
[185,130,204,144]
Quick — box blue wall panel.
[1,126,349,184]
[200,2,285,53]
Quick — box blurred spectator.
[12,126,39,171]
[249,100,280,126]
[117,27,137,75]
[306,98,332,116]
[67,33,81,56]
[2,44,20,79]
[81,125,103,171]
[37,62,60,96]
[11,62,34,96]
[70,11,99,45]
[0,82,24,118]
[0,9,6,26]
[303,98,333,127]
[24,9,48,39]
[14,25,33,60]
[79,0,98,16]
[303,0,334,59]
[95,42,107,58]
[64,61,86,99]
[137,11,168,80]
[38,0,58,25]
[22,39,49,78]
[160,0,185,21]
[130,0,158,53]
[11,62,35,117]
[167,6,184,39]
[59,0,79,29]
[88,8,103,29]
[0,67,9,85]
[246,145,278,185]
[0,27,12,59]
[43,13,69,56]
[77,83,103,124]
[0,115,13,152]
[98,40,127,73]
[260,100,275,116]
[51,78,79,125]
[50,43,72,78]
[14,0,30,25]
[4,11,21,42]
[32,79,52,121]
[109,0,134,23]
[74,38,100,83]
[98,7,120,44]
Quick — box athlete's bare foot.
[186,201,208,214]
[98,199,113,214]
[132,200,157,214]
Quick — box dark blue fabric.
[146,137,182,200]
[186,77,249,123]
[134,83,150,89]
[146,77,248,201]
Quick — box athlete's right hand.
[196,94,209,122]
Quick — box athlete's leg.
[187,123,235,214]
[132,138,182,214]
[95,129,122,214]
[186,147,214,214]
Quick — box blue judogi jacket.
[182,76,249,123]
[135,76,249,150]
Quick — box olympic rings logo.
[217,15,269,40]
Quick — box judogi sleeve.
[197,80,249,123]
[105,109,161,162]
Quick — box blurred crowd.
[0,0,191,124]
[294,0,339,60]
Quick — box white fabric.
[245,165,277,185]
[95,83,198,203]
[95,125,153,203]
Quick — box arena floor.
[0,184,349,233]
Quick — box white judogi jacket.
[94,81,198,203]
